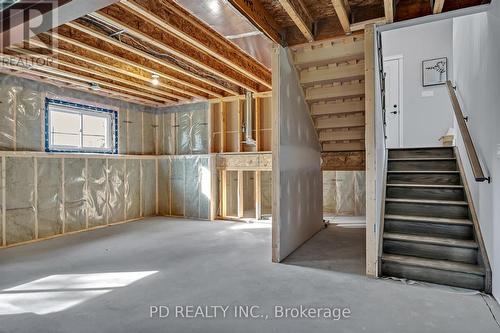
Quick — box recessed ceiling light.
[90,83,101,91]
[151,74,160,86]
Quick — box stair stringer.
[454,147,492,293]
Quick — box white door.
[384,58,402,148]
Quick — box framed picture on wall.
[422,57,448,87]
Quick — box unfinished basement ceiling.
[175,0,272,69]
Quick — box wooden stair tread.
[386,184,463,189]
[388,147,453,151]
[388,158,456,161]
[388,171,460,174]
[383,232,477,248]
[385,198,468,205]
[384,214,472,226]
[382,254,484,276]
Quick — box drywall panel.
[453,6,500,299]
[382,19,454,147]
[64,158,86,233]
[37,158,63,238]
[87,158,107,228]
[142,159,157,217]
[6,157,35,244]
[272,46,323,262]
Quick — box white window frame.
[46,99,117,154]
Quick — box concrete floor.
[0,217,499,333]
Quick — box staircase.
[291,33,366,169]
[380,147,490,291]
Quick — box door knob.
[393,104,397,108]
[390,111,398,114]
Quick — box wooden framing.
[364,24,377,277]
[119,0,271,89]
[300,61,365,86]
[228,0,283,45]
[350,18,387,32]
[433,0,445,14]
[91,9,260,93]
[9,47,189,102]
[278,0,314,42]
[24,38,207,100]
[63,22,236,96]
[331,0,351,34]
[384,0,394,23]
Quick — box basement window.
[45,98,118,154]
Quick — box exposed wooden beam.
[90,10,258,93]
[0,54,172,104]
[0,64,164,107]
[30,35,206,99]
[119,0,272,89]
[62,23,231,96]
[384,0,394,23]
[278,0,314,42]
[331,0,351,34]
[9,47,187,102]
[433,0,445,14]
[350,17,387,32]
[228,0,284,45]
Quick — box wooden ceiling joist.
[331,0,351,34]
[278,0,315,42]
[0,54,172,104]
[433,0,445,14]
[43,34,213,99]
[384,0,394,23]
[9,47,188,102]
[119,0,272,89]
[91,8,260,93]
[59,23,231,97]
[350,17,387,32]
[228,0,284,46]
[0,64,164,107]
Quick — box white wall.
[382,19,454,147]
[272,46,323,262]
[453,2,500,299]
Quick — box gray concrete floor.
[0,217,499,333]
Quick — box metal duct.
[243,91,256,146]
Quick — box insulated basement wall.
[0,75,158,155]
[157,102,209,155]
[0,153,158,247]
[272,46,323,262]
[323,171,366,216]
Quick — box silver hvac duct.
[243,91,256,146]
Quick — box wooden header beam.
[331,0,351,34]
[278,0,314,42]
[228,0,284,45]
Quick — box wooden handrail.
[446,80,490,183]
